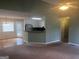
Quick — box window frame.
[2,22,14,32]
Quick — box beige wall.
[0,32,17,39]
[0,9,27,40]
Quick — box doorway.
[60,17,70,43]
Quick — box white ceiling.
[42,0,59,4]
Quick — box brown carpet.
[0,44,79,59]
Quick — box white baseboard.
[68,42,79,46]
[28,42,45,45]
[28,40,60,45]
[45,40,60,44]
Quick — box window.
[2,22,14,32]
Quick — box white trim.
[28,40,60,45]
[28,42,45,45]
[68,42,79,46]
[45,40,60,44]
